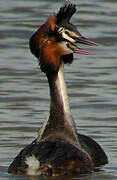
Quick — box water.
[0,0,117,179]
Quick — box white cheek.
[62,32,75,43]
[59,42,73,54]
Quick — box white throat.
[37,62,79,146]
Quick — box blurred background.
[0,0,117,179]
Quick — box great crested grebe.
[8,4,108,176]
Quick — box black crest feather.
[56,4,76,24]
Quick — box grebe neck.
[38,62,79,147]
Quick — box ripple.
[0,0,117,179]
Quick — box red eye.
[65,31,71,36]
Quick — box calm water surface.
[0,0,117,179]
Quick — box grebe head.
[29,4,96,73]
[55,4,96,47]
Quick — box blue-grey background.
[0,0,117,179]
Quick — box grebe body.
[8,4,108,176]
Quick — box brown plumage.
[8,4,108,176]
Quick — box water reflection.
[7,171,117,180]
[0,0,117,179]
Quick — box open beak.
[70,35,97,55]
[58,26,97,55]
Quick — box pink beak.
[71,35,97,55]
